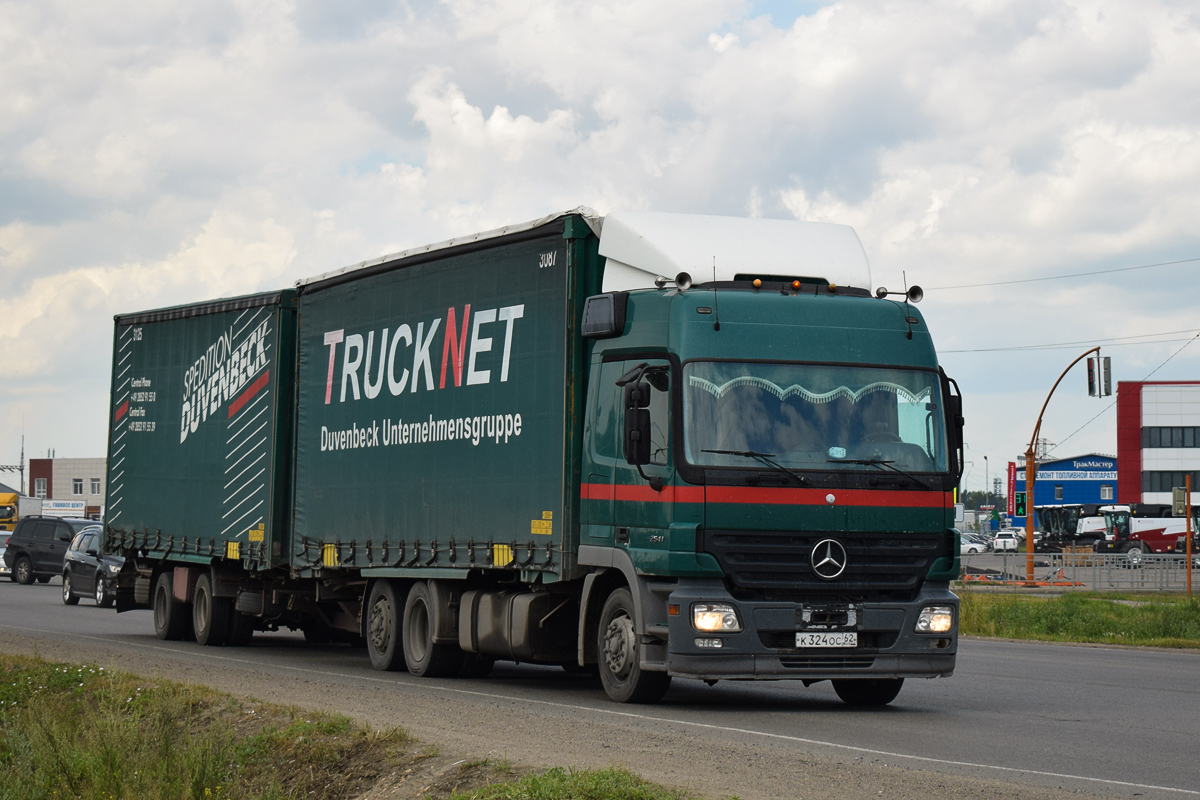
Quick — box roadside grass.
[0,654,695,800]
[448,766,694,800]
[0,653,408,800]
[958,591,1200,647]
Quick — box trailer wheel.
[366,580,406,671]
[403,581,463,678]
[62,573,79,605]
[153,573,189,640]
[192,573,232,646]
[832,678,904,707]
[597,588,671,704]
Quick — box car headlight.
[107,563,121,574]
[915,605,954,634]
[692,603,742,633]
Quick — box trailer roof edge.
[294,206,601,292]
[114,289,293,326]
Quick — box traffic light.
[1014,491,1027,517]
[1087,356,1112,397]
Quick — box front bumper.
[662,579,957,681]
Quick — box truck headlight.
[915,605,954,634]
[692,603,742,633]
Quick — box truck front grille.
[701,529,950,602]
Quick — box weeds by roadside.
[447,766,694,800]
[958,591,1200,647]
[0,654,408,800]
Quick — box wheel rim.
[603,612,636,680]
[408,599,430,662]
[62,576,71,601]
[369,595,393,652]
[17,560,29,581]
[95,577,106,604]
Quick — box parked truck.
[105,209,964,705]
[0,490,17,532]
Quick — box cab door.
[612,358,674,569]
[581,360,624,546]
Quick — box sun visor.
[598,212,871,293]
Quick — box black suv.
[3,516,99,585]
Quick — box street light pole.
[984,455,989,511]
[1023,346,1100,584]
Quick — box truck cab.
[576,213,963,701]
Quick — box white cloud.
[0,0,1199,477]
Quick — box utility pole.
[0,435,25,495]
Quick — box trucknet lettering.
[323,303,525,405]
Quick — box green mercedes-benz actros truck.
[105,208,963,705]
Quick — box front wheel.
[94,575,114,608]
[62,573,79,605]
[832,678,904,706]
[597,588,671,704]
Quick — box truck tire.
[228,612,255,646]
[597,588,671,704]
[402,581,463,677]
[366,580,406,671]
[62,573,79,605]
[192,573,232,646]
[153,573,189,640]
[832,678,904,706]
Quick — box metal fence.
[959,551,1200,592]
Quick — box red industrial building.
[1116,381,1200,505]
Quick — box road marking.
[1,622,1197,797]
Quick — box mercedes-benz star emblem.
[810,539,848,580]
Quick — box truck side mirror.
[623,382,652,465]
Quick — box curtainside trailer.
[107,208,964,705]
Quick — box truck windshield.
[0,505,13,520]
[683,361,948,473]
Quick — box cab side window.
[593,361,624,460]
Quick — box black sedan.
[62,527,123,608]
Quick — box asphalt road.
[0,578,1197,800]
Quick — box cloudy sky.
[2,0,1199,497]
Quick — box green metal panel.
[292,220,596,580]
[104,291,297,569]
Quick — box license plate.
[796,631,857,648]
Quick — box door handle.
[616,527,630,544]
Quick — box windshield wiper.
[702,449,810,485]
[827,458,931,490]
